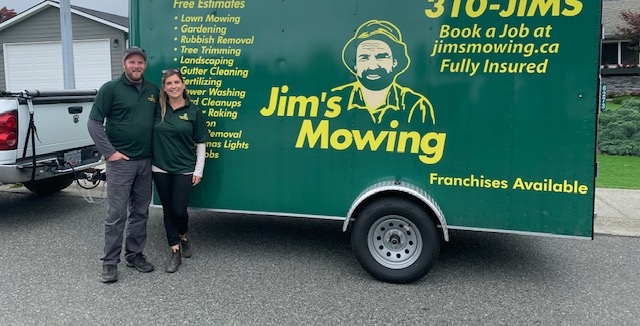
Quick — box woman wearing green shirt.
[152,68,208,273]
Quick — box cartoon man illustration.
[332,20,435,125]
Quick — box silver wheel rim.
[367,215,422,269]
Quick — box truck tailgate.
[16,91,96,157]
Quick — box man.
[332,20,436,125]
[88,46,159,283]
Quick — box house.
[601,0,640,96]
[0,0,128,92]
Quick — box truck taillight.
[0,110,18,150]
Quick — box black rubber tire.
[23,175,74,196]
[351,196,440,283]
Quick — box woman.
[152,68,208,273]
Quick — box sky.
[2,0,128,17]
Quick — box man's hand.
[192,175,201,186]
[107,151,130,161]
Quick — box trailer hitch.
[76,168,106,189]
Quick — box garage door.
[4,39,111,91]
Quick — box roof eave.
[0,0,128,33]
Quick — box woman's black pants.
[153,172,193,247]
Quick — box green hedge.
[611,95,638,104]
[598,97,640,156]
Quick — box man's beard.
[125,70,143,82]
[357,68,394,91]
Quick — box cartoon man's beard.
[357,68,394,91]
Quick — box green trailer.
[131,0,601,283]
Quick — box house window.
[601,41,639,67]
[621,43,639,67]
[602,42,618,66]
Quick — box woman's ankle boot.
[165,249,182,273]
[180,235,193,258]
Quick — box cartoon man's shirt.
[331,82,435,125]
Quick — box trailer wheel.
[351,197,440,283]
[23,175,74,196]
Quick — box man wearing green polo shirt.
[88,46,159,283]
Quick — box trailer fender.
[344,180,449,242]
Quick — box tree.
[0,6,17,23]
[617,10,640,51]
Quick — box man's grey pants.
[102,158,152,266]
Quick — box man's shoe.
[180,236,193,258]
[126,254,154,273]
[101,265,118,283]
[165,250,182,273]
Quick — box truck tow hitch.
[76,168,106,189]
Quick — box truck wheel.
[23,175,74,196]
[351,197,440,283]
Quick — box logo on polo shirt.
[179,113,189,121]
[148,95,156,103]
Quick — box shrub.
[598,98,640,156]
[612,95,636,104]
[607,92,640,101]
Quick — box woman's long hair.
[159,68,191,122]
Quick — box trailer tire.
[23,175,74,196]
[351,197,440,283]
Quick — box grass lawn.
[605,96,640,112]
[596,154,640,189]
[604,101,621,111]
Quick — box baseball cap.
[123,46,147,61]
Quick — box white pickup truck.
[0,89,103,195]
